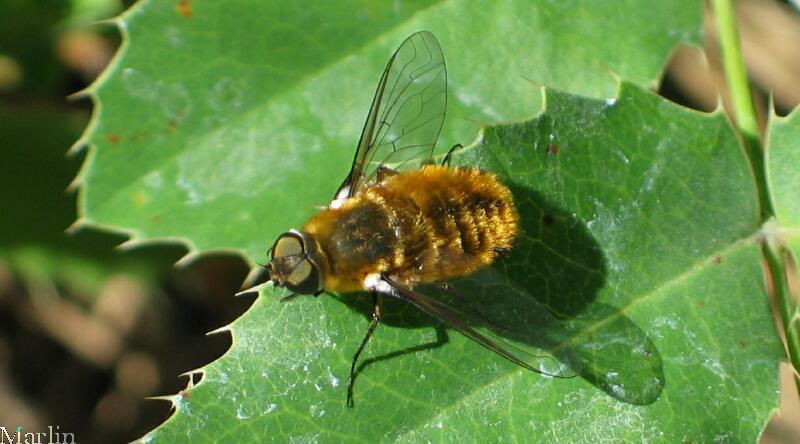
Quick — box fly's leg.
[279,293,299,303]
[442,143,463,167]
[279,290,322,303]
[376,166,398,182]
[347,292,381,407]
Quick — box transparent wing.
[382,269,582,378]
[336,31,447,200]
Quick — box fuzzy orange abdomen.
[303,165,519,292]
[382,165,518,283]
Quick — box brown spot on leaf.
[739,340,747,348]
[106,134,120,143]
[547,144,559,155]
[713,255,723,264]
[131,131,152,143]
[165,118,177,133]
[132,191,149,206]
[542,214,555,226]
[177,0,192,18]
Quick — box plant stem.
[712,0,758,138]
[711,0,773,219]
[712,0,798,394]
[763,243,800,390]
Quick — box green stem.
[763,243,800,392]
[713,0,797,393]
[712,0,774,219]
[712,0,759,138]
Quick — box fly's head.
[267,229,326,295]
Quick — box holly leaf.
[77,0,701,261]
[75,0,783,441]
[142,83,780,442]
[766,106,800,344]
[768,107,800,229]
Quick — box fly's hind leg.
[442,143,463,167]
[347,292,381,407]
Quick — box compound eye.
[272,233,303,259]
[285,259,321,295]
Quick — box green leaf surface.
[766,107,800,268]
[143,84,781,442]
[77,0,783,441]
[79,0,701,261]
[768,107,800,229]
[765,106,800,371]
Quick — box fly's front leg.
[279,293,300,303]
[347,292,381,407]
[376,165,398,182]
[279,289,322,303]
[442,143,463,167]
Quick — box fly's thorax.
[266,229,330,295]
[301,196,401,293]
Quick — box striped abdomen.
[379,165,519,284]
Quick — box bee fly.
[266,31,573,406]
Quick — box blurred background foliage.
[0,1,255,442]
[0,0,797,442]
